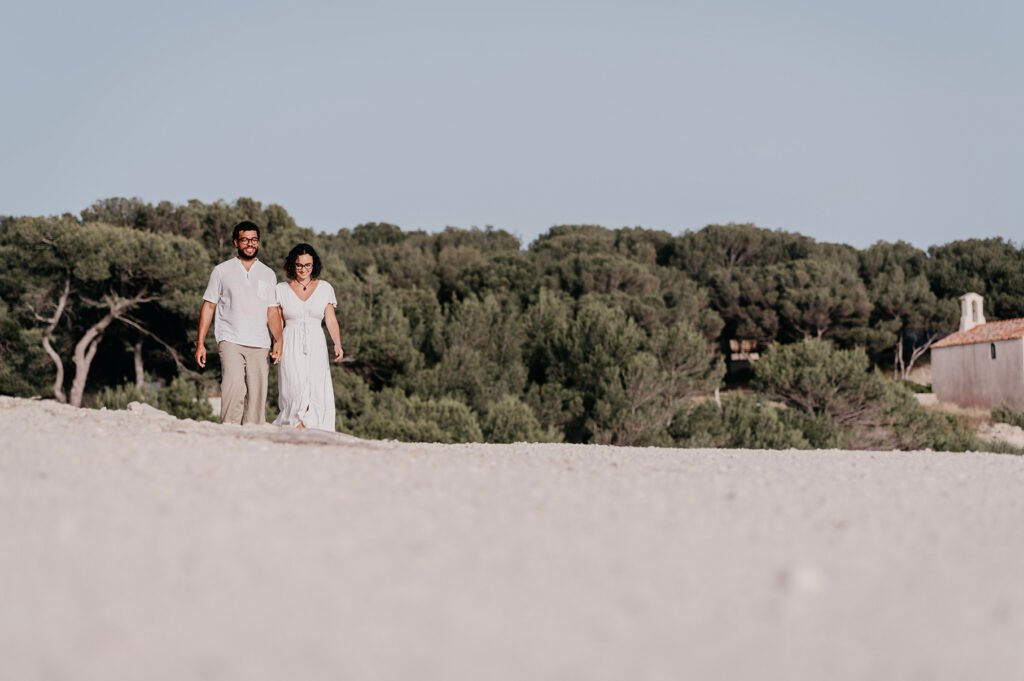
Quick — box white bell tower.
[959,292,986,332]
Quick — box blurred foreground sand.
[4,396,1024,681]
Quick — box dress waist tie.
[286,321,311,355]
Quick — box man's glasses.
[295,263,314,270]
[237,237,260,245]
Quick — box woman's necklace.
[296,277,313,292]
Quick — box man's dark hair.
[284,243,323,280]
[232,220,261,241]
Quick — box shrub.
[752,340,1008,452]
[357,414,450,443]
[899,380,931,394]
[859,380,1007,452]
[669,383,1005,453]
[778,409,847,449]
[481,394,552,443]
[92,376,214,422]
[992,404,1024,429]
[754,339,885,426]
[351,388,482,443]
[669,394,811,449]
[0,303,50,397]
[159,376,216,422]
[93,383,158,410]
[332,367,375,432]
[409,396,483,443]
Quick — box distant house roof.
[932,318,1024,349]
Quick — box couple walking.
[194,221,344,431]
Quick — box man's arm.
[267,306,283,364]
[195,301,216,368]
[197,267,222,369]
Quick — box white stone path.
[3,396,1024,681]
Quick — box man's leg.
[241,344,269,425]
[218,341,247,425]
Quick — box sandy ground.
[4,397,1024,681]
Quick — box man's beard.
[237,247,259,261]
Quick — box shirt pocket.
[257,280,274,303]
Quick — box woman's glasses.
[295,263,314,270]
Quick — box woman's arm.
[324,303,344,362]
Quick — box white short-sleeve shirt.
[202,258,278,348]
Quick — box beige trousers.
[218,341,269,425]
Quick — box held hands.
[258,339,340,362]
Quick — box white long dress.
[273,280,337,431]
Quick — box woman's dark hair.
[284,243,322,280]
[232,220,261,241]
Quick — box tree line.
[1,197,1022,451]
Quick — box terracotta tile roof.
[932,318,1024,348]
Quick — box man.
[195,220,283,425]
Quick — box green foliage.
[82,196,311,267]
[859,241,957,372]
[754,339,884,425]
[771,258,872,345]
[159,376,216,421]
[860,240,930,281]
[410,397,484,443]
[669,383,995,453]
[524,382,584,438]
[352,222,406,246]
[778,409,847,449]
[332,366,375,432]
[535,299,724,446]
[992,405,1024,430]
[707,257,871,347]
[542,251,662,299]
[755,341,999,451]
[669,395,810,449]
[561,299,646,442]
[670,223,816,279]
[92,376,214,421]
[706,266,781,344]
[0,216,210,405]
[530,225,617,263]
[5,198,1024,452]
[877,381,1011,452]
[928,238,1024,320]
[898,409,979,452]
[94,383,159,410]
[0,301,49,396]
[899,380,931,394]
[411,294,527,412]
[434,227,521,303]
[353,389,482,443]
[481,395,557,443]
[528,226,724,340]
[335,265,423,388]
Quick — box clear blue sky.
[2,0,1021,248]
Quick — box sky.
[2,0,1021,249]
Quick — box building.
[728,338,760,363]
[930,293,1024,408]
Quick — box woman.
[273,244,344,431]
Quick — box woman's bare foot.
[296,422,306,429]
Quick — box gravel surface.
[4,395,1024,681]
